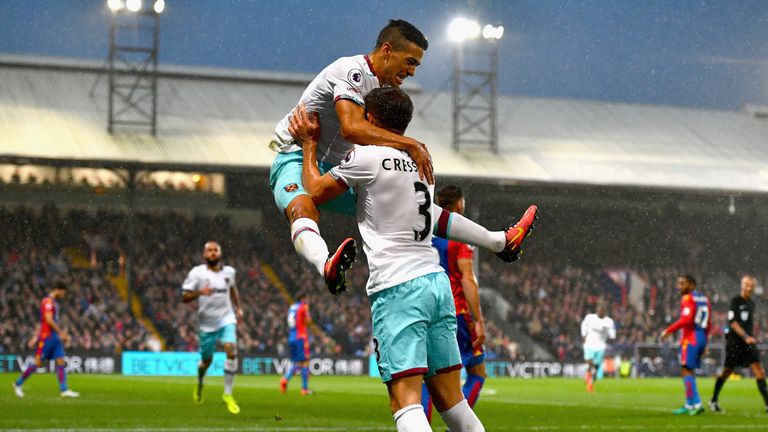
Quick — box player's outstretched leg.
[13,362,38,398]
[495,205,538,263]
[280,363,297,394]
[324,238,357,295]
[432,204,538,263]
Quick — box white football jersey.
[330,145,443,295]
[581,313,616,351]
[272,55,381,165]
[182,264,237,333]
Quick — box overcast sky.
[2,0,767,110]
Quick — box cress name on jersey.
[330,145,443,295]
[272,55,380,165]
[182,264,237,333]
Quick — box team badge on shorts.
[284,183,299,192]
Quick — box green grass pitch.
[2,373,767,431]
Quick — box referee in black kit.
[709,275,768,413]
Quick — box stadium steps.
[259,261,337,345]
[107,274,167,351]
[63,246,167,350]
[480,287,555,361]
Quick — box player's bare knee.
[286,196,319,224]
[224,343,237,359]
[55,358,65,367]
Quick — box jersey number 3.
[413,182,431,242]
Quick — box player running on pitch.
[182,241,244,414]
[709,275,768,413]
[270,19,537,296]
[280,292,314,395]
[421,185,491,422]
[13,282,79,398]
[581,303,616,392]
[660,275,711,416]
[293,88,537,431]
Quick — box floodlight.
[153,0,165,14]
[448,17,480,43]
[482,24,504,40]
[126,0,142,12]
[107,0,124,12]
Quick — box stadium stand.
[2,56,768,364]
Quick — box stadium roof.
[1,55,767,192]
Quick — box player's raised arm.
[291,104,350,205]
[335,100,433,184]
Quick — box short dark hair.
[53,282,68,291]
[680,274,697,286]
[436,185,464,208]
[364,87,413,133]
[296,291,306,301]
[375,19,428,51]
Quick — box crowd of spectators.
[0,207,152,354]
[480,259,767,362]
[3,203,766,365]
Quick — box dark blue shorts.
[35,335,65,361]
[680,339,706,370]
[457,313,485,368]
[289,337,309,362]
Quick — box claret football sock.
[463,374,485,408]
[55,364,68,392]
[15,364,36,386]
[291,218,330,276]
[683,376,701,407]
